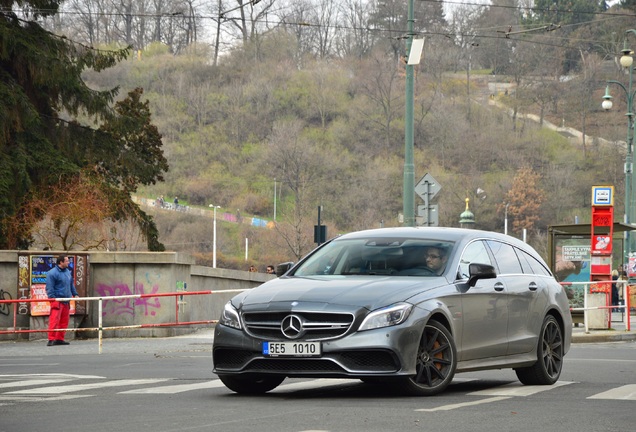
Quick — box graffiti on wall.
[0,289,12,316]
[95,283,162,316]
[17,255,29,315]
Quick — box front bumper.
[212,322,424,378]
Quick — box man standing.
[46,255,78,346]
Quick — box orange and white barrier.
[0,289,250,353]
[560,280,632,333]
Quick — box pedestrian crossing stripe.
[0,378,74,389]
[6,378,170,395]
[0,394,92,403]
[468,380,576,397]
[587,384,636,400]
[0,377,634,402]
[120,380,226,394]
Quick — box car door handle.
[529,282,538,291]
[494,282,505,292]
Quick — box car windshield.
[293,237,455,276]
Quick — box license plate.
[263,341,321,357]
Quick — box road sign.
[417,204,439,226]
[415,173,441,202]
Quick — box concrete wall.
[0,251,272,340]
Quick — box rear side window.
[486,240,523,275]
[516,248,552,276]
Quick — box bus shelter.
[547,222,635,279]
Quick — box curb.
[572,331,636,344]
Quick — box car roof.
[335,227,534,253]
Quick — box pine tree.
[0,3,168,250]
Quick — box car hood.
[234,275,446,311]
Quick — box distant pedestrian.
[45,255,78,346]
[249,265,258,273]
[266,265,275,275]
[611,269,619,307]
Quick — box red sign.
[590,206,614,255]
[589,281,611,293]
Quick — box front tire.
[398,319,457,396]
[515,315,564,385]
[218,375,285,394]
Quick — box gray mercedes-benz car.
[212,227,572,396]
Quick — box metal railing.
[0,289,249,353]
[560,280,632,333]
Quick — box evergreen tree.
[369,0,447,59]
[529,0,604,26]
[621,0,636,11]
[0,2,168,250]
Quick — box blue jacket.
[45,265,78,302]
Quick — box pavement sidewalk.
[571,313,636,343]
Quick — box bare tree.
[222,0,277,45]
[354,50,403,155]
[266,119,325,259]
[312,0,339,59]
[335,0,374,59]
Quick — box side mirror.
[276,262,294,277]
[467,263,497,287]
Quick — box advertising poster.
[628,256,636,278]
[555,238,590,310]
[555,239,590,282]
[29,255,76,316]
[30,284,49,316]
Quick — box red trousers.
[48,301,70,341]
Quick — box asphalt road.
[1,330,634,432]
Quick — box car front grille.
[242,311,355,341]
[213,348,400,373]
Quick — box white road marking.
[273,379,360,392]
[0,373,105,379]
[415,381,576,412]
[0,394,92,405]
[416,396,511,412]
[120,380,226,394]
[0,378,73,389]
[468,380,575,396]
[588,385,636,400]
[5,378,170,394]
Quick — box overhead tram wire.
[420,0,636,19]
[8,0,636,22]
[7,3,636,55]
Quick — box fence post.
[584,282,589,334]
[99,299,103,355]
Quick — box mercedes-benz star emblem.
[281,314,304,339]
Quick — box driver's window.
[457,241,492,279]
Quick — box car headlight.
[219,302,242,330]
[359,303,413,331]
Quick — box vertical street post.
[602,29,636,271]
[403,0,415,227]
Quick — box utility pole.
[403,0,415,227]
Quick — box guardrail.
[0,289,249,353]
[560,280,632,334]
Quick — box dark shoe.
[47,340,55,346]
[54,340,70,345]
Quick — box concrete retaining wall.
[0,251,272,340]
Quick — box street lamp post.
[602,29,636,269]
[209,204,221,268]
[403,0,415,227]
